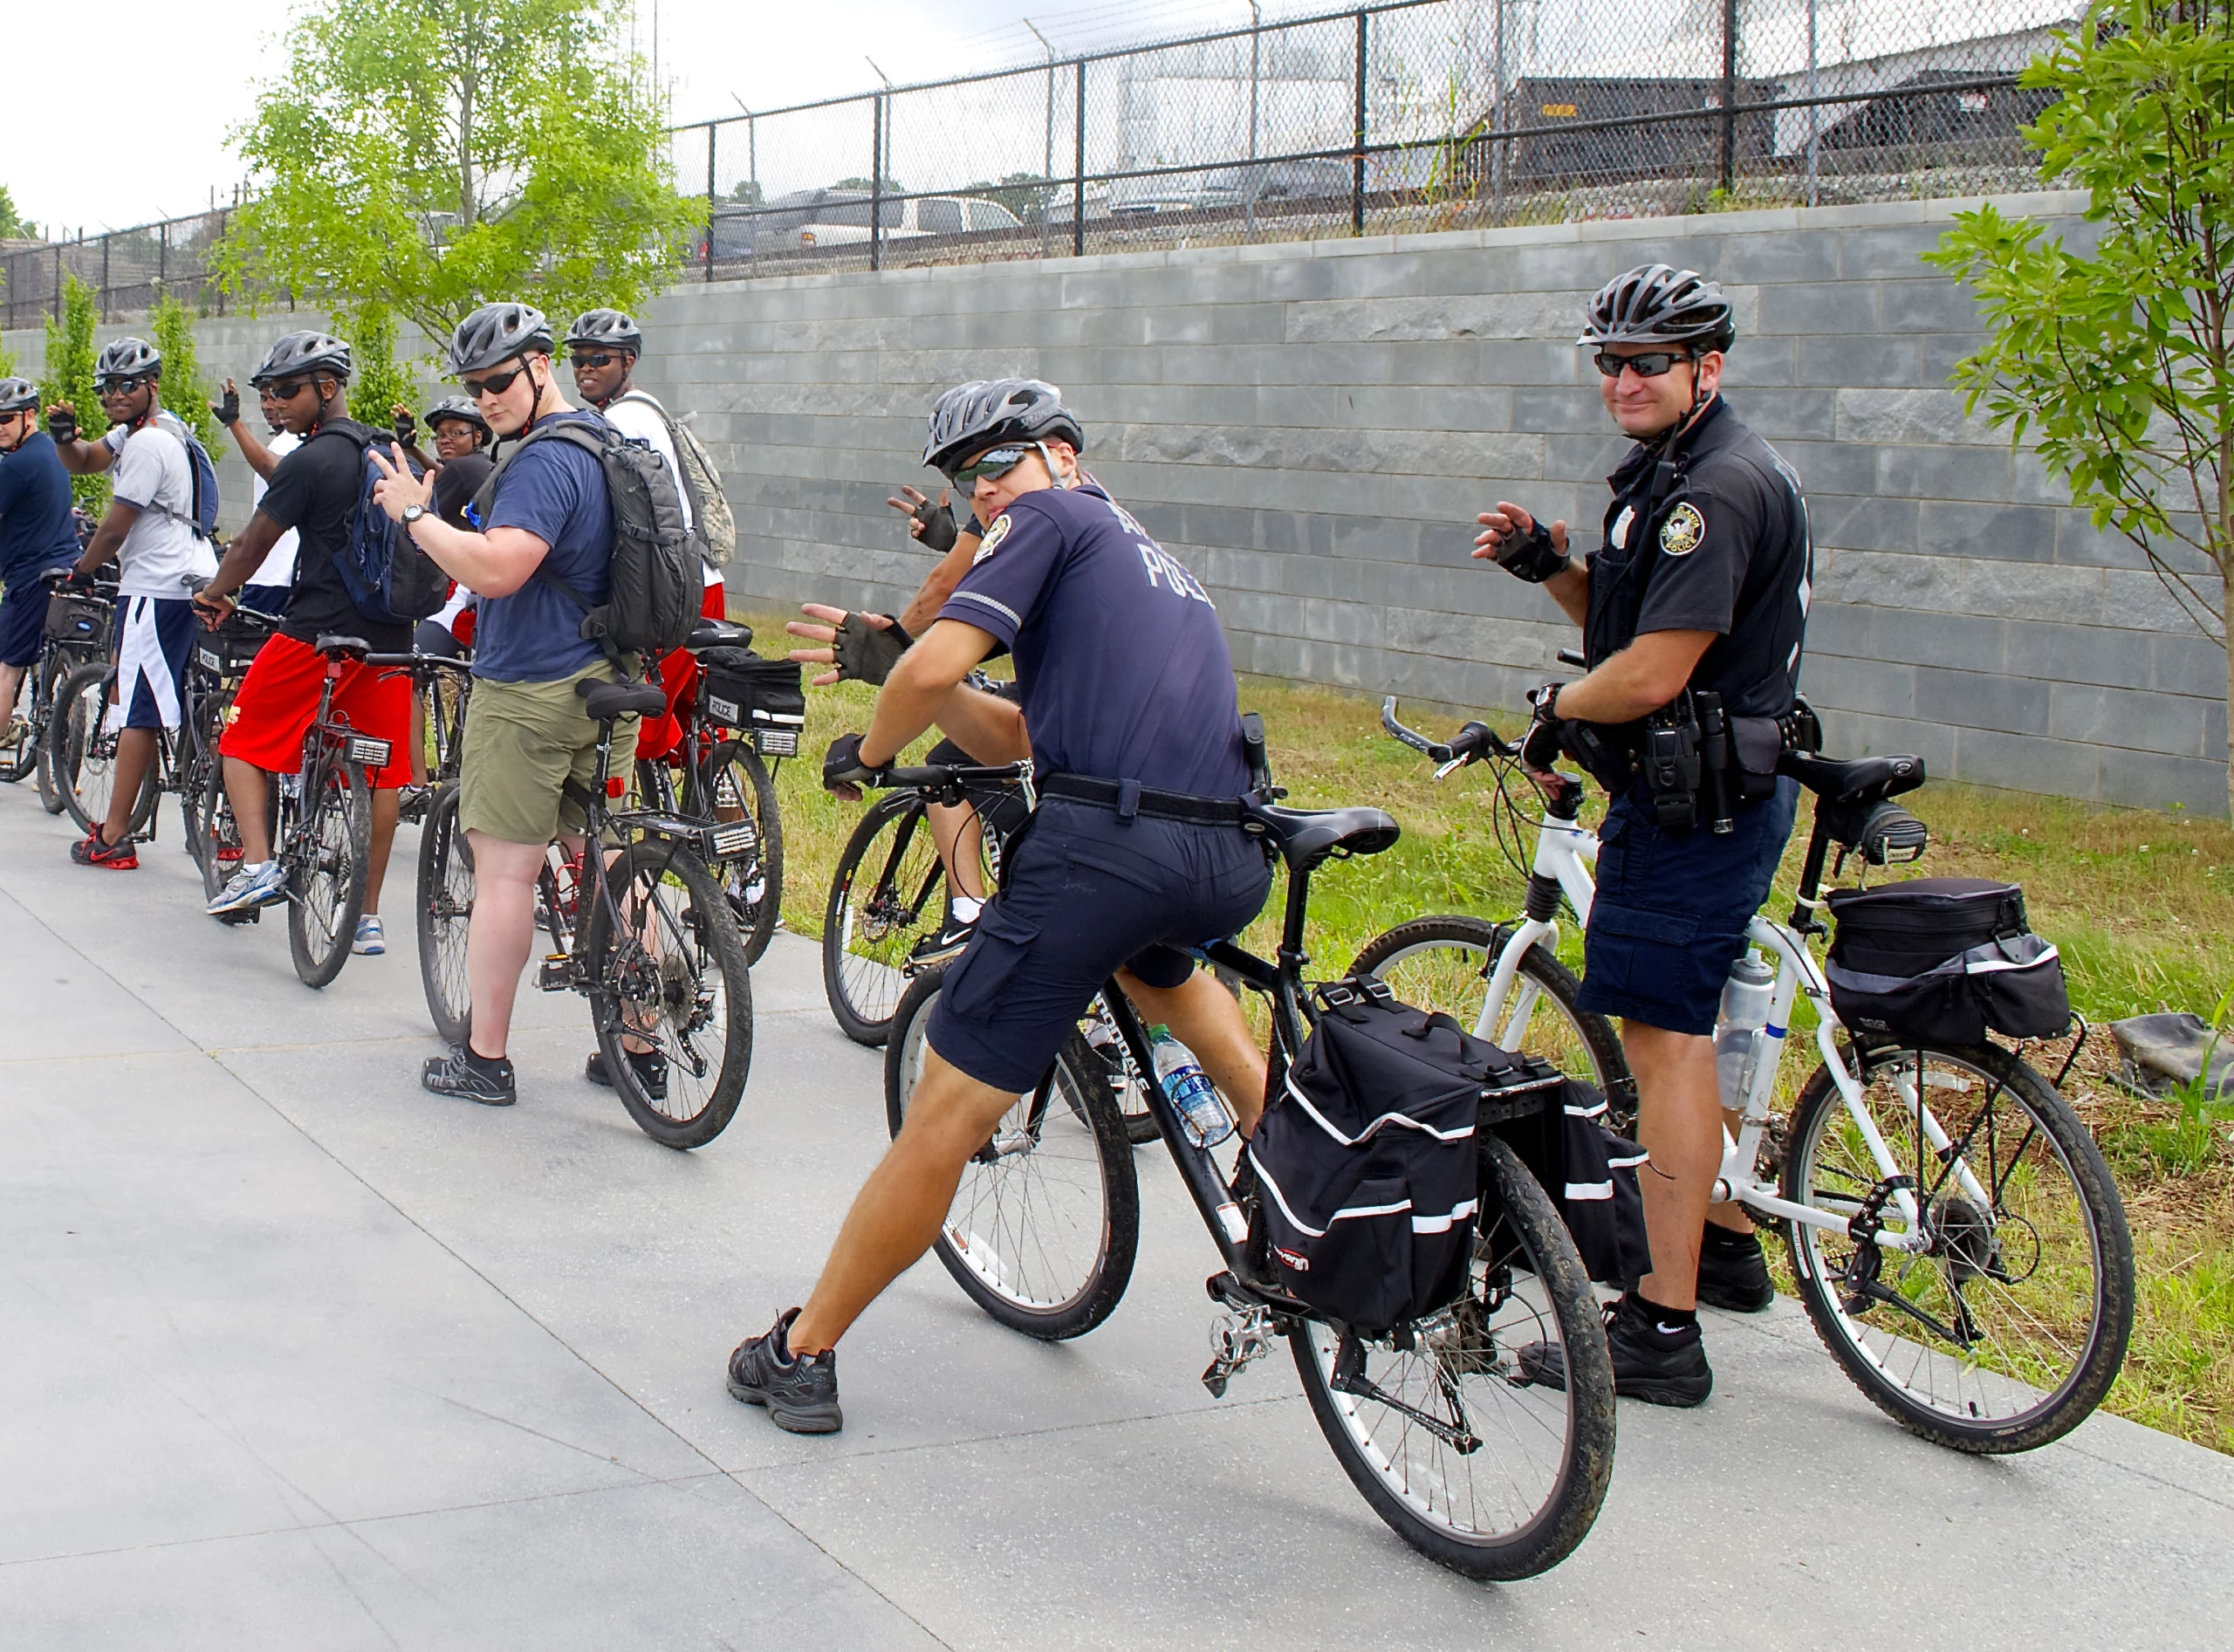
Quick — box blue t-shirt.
[0,432,80,586]
[939,483,1250,798]
[476,410,613,682]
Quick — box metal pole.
[1806,0,1820,207]
[1073,64,1087,257]
[1720,0,1739,196]
[1247,3,1262,240]
[1025,19,1055,257]
[706,121,717,282]
[1492,0,1506,224]
[158,220,168,289]
[1353,10,1368,235]
[870,96,884,272]
[99,234,109,323]
[53,245,62,321]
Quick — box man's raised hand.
[786,603,909,688]
[1474,502,1571,583]
[367,442,434,522]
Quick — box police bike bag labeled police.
[698,647,806,757]
[1247,977,1564,1333]
[1825,876,2071,1047]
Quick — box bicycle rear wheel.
[584,840,754,1149]
[287,756,371,989]
[415,783,475,1045]
[690,738,784,966]
[52,661,160,839]
[824,792,946,1045]
[1353,916,1635,1132]
[1781,1040,2135,1454]
[35,654,76,813]
[1294,1132,1615,1580]
[884,970,1140,1339]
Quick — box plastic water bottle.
[1150,1025,1232,1148]
[1713,954,1777,1112]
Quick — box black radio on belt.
[1642,691,1703,833]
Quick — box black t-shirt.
[1584,396,1812,720]
[938,483,1250,798]
[431,450,494,530]
[257,423,411,652]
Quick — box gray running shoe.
[421,1045,517,1107]
[726,1308,843,1434]
[208,858,286,915]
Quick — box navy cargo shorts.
[927,797,1274,1093]
[1573,777,1800,1037]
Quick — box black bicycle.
[179,601,283,922]
[415,672,755,1149]
[3,568,114,813]
[878,754,1614,1580]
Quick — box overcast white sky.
[7,0,1296,236]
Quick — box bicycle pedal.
[536,953,572,991]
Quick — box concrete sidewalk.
[2,789,2230,1650]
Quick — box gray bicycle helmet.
[0,376,38,414]
[423,394,493,442]
[249,329,353,387]
[563,308,643,355]
[450,302,553,375]
[922,378,1085,475]
[93,337,161,387]
[1577,264,1736,353]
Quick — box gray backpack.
[618,389,737,567]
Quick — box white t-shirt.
[247,429,302,587]
[102,412,218,599]
[606,390,722,589]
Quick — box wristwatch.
[401,503,428,527]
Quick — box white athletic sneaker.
[208,859,287,915]
[353,915,386,956]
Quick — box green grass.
[738,610,2234,1453]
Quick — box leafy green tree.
[40,276,107,511]
[149,291,223,450]
[342,299,422,430]
[0,183,27,240]
[218,0,694,355]
[1930,0,2234,813]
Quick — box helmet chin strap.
[524,358,552,433]
[1034,441,1078,490]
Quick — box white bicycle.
[1360,700,2135,1455]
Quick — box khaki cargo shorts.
[458,663,641,846]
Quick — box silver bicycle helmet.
[450,302,553,375]
[93,337,161,386]
[249,329,353,387]
[563,308,643,355]
[1577,264,1736,353]
[0,376,38,414]
[922,378,1085,475]
[423,394,493,442]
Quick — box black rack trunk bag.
[1246,978,1565,1333]
[698,648,806,757]
[1825,876,2071,1046]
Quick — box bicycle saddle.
[314,634,371,658]
[576,678,668,722]
[1244,801,1401,871]
[1778,751,1924,805]
[688,618,752,651]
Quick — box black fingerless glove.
[833,612,913,687]
[213,385,240,427]
[47,407,79,446]
[394,410,417,446]
[1496,517,1568,584]
[912,496,957,554]
[822,732,890,792]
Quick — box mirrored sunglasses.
[948,447,1031,487]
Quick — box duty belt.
[1041,773,1245,826]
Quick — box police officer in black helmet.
[1477,264,1813,1408]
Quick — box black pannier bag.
[698,648,807,757]
[1549,1081,1652,1286]
[44,590,108,646]
[1246,978,1565,1332]
[1825,877,2072,1047]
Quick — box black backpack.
[1825,877,2072,1047]
[314,421,447,627]
[474,416,697,662]
[1246,977,1565,1332]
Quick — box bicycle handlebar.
[873,761,1031,791]
[1381,697,1514,777]
[363,650,473,674]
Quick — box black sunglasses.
[462,363,530,400]
[98,376,152,395]
[568,352,620,371]
[1593,349,1695,379]
[265,379,319,401]
[947,447,1031,487]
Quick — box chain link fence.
[677,0,2074,279]
[2,207,243,334]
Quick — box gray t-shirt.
[102,412,216,598]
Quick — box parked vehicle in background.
[702,189,1021,261]
[1113,159,1355,219]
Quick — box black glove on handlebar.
[833,612,912,686]
[911,496,957,554]
[1521,682,1565,772]
[1496,517,1568,584]
[822,732,890,793]
[47,407,79,447]
[213,384,240,428]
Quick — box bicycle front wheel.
[52,661,160,839]
[0,662,38,784]
[690,738,784,966]
[884,970,1140,1339]
[583,841,754,1150]
[1781,1040,2135,1454]
[824,792,946,1045]
[415,783,475,1045]
[287,757,371,989]
[1294,1133,1616,1580]
[1353,916,1635,1131]
[34,653,77,813]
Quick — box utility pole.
[1024,18,1056,255]
[1247,2,1263,237]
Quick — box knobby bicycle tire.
[34,654,79,813]
[884,970,1140,1340]
[52,661,161,840]
[824,792,946,1046]
[1780,1039,2135,1454]
[288,756,372,989]
[689,738,784,967]
[1293,1132,1616,1580]
[1,661,42,784]
[415,782,475,1046]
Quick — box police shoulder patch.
[1660,501,1706,557]
[973,513,1012,564]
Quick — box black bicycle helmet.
[563,308,643,355]
[93,337,161,386]
[922,378,1085,475]
[1577,264,1736,353]
[0,376,38,414]
[249,329,353,387]
[423,394,492,442]
[450,302,553,375]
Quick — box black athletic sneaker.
[908,913,977,966]
[1696,1224,1776,1313]
[585,1047,668,1101]
[421,1045,517,1107]
[726,1308,843,1434]
[1518,1292,1713,1408]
